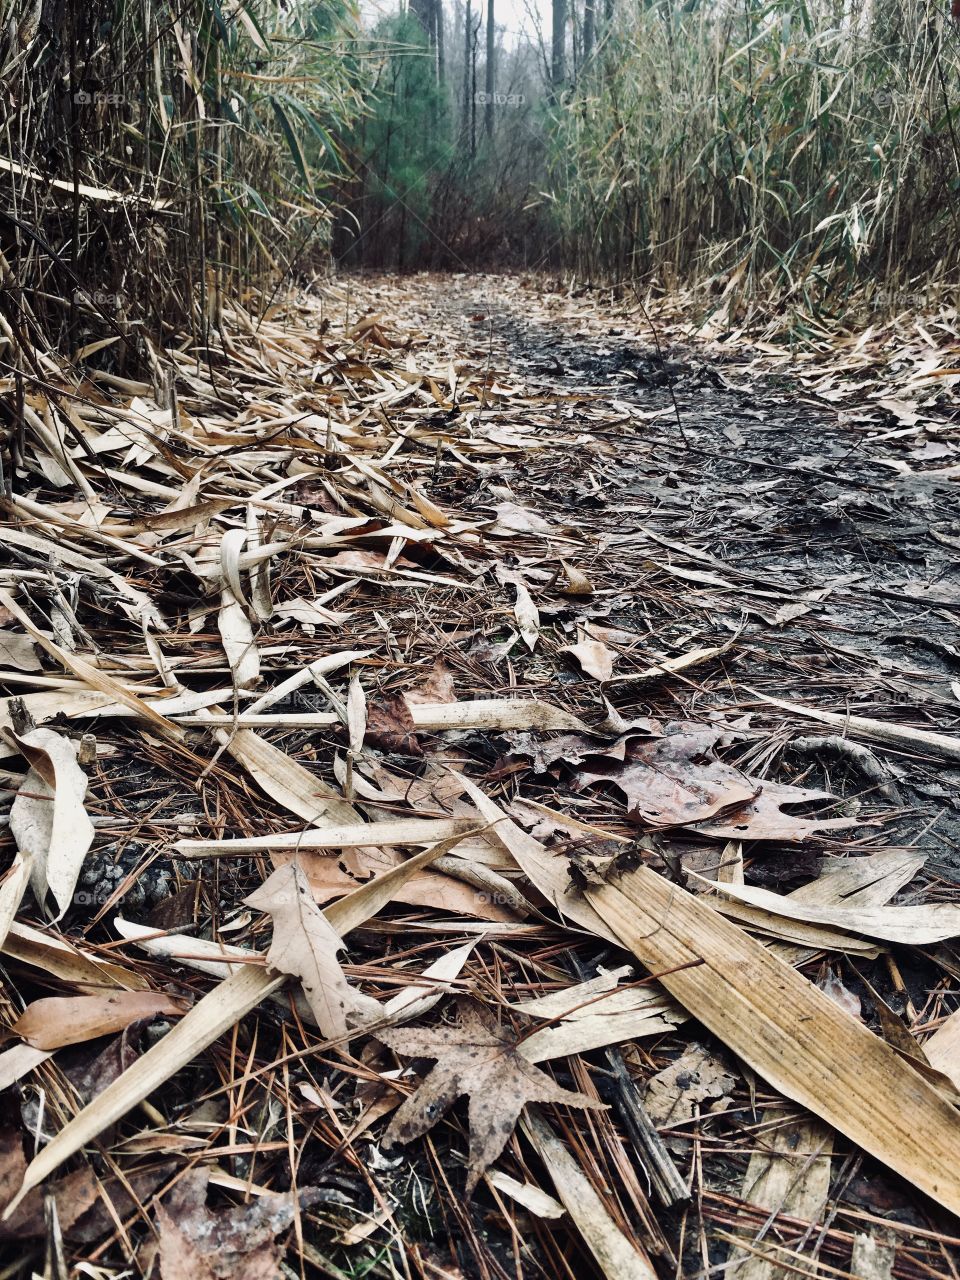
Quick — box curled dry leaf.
[218,587,260,689]
[562,638,616,682]
[9,727,94,921]
[12,991,188,1050]
[365,692,422,756]
[244,861,377,1039]
[512,579,540,651]
[378,997,603,1193]
[559,559,594,595]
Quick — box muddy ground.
[365,272,960,866]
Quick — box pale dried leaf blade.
[347,672,366,755]
[513,581,540,651]
[9,728,94,921]
[588,865,960,1217]
[521,1107,657,1280]
[218,588,260,689]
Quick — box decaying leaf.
[404,659,457,706]
[0,1130,99,1239]
[577,725,858,839]
[378,998,603,1193]
[643,1045,736,1129]
[0,630,41,672]
[244,862,376,1039]
[150,1168,307,1280]
[365,692,422,755]
[9,727,94,921]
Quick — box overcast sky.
[358,0,552,45]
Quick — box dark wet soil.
[382,275,960,880]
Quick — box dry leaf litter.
[1,273,960,1277]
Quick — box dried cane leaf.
[587,865,960,1218]
[9,728,94,921]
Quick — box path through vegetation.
[1,274,960,1278]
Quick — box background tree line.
[340,0,960,323]
[1,0,959,360]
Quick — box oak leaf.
[577,724,860,839]
[378,998,603,1192]
[244,862,374,1040]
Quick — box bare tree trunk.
[470,9,478,155]
[436,0,445,83]
[551,0,566,91]
[485,0,494,136]
[583,0,595,64]
[462,0,471,138]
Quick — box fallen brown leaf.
[643,1044,736,1129]
[577,725,858,838]
[151,1168,307,1280]
[378,997,603,1193]
[365,693,423,755]
[275,846,517,922]
[12,991,188,1050]
[404,659,457,706]
[562,638,616,682]
[245,861,376,1039]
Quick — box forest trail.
[1,273,960,1276]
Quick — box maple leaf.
[244,862,369,1040]
[378,998,603,1193]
